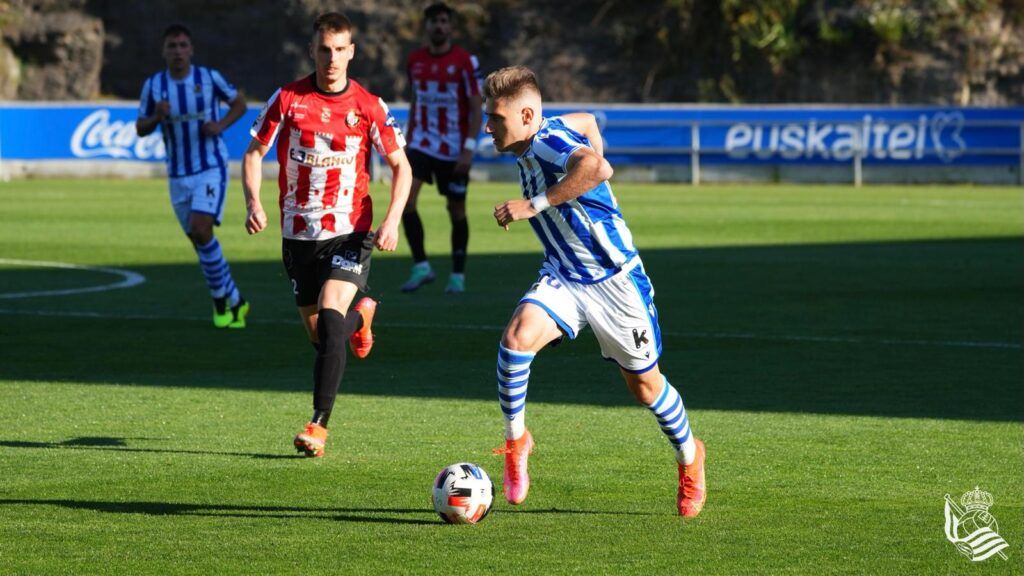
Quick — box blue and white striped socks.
[646,377,697,465]
[497,344,534,440]
[195,237,239,305]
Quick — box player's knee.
[624,370,662,404]
[501,320,546,352]
[316,308,346,354]
[500,325,532,352]
[447,201,466,220]
[188,225,214,246]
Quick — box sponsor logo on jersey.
[288,148,355,167]
[321,107,332,123]
[415,91,458,106]
[288,103,308,120]
[166,111,208,123]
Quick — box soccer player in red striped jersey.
[400,2,483,294]
[241,12,412,457]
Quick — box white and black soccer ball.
[432,462,494,524]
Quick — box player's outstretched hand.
[494,199,537,229]
[374,220,400,251]
[245,206,268,235]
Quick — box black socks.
[310,308,366,428]
[451,217,468,273]
[403,210,427,263]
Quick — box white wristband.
[530,193,551,212]
[463,137,478,152]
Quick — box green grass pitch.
[0,178,1021,574]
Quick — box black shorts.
[282,232,374,307]
[407,147,469,198]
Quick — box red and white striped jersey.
[406,45,481,161]
[250,76,405,241]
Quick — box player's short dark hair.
[484,66,541,102]
[313,12,353,36]
[162,24,192,40]
[424,2,454,20]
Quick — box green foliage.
[866,4,921,45]
[723,0,805,74]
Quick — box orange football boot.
[493,429,534,505]
[294,422,328,458]
[677,437,706,517]
[349,297,377,359]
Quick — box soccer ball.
[432,462,494,524]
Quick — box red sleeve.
[369,96,405,156]
[250,88,286,146]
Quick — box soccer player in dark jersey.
[136,24,249,328]
[401,2,483,294]
[242,12,411,457]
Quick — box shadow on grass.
[0,498,438,525]
[0,498,664,523]
[1,238,1021,422]
[0,438,303,460]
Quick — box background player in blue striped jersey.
[136,24,250,328]
[485,66,707,517]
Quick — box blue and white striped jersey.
[138,66,238,178]
[518,117,638,284]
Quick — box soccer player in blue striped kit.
[486,66,706,517]
[137,24,250,328]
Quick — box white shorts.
[519,260,663,373]
[168,167,228,232]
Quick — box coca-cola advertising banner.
[1,102,1021,166]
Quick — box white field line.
[0,307,1018,351]
[0,258,146,299]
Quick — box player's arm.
[493,147,613,228]
[454,93,483,176]
[136,102,170,137]
[136,108,167,136]
[561,112,604,157]
[136,78,169,137]
[374,148,413,251]
[241,138,271,235]
[202,94,247,137]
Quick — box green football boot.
[228,299,250,329]
[212,298,232,328]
